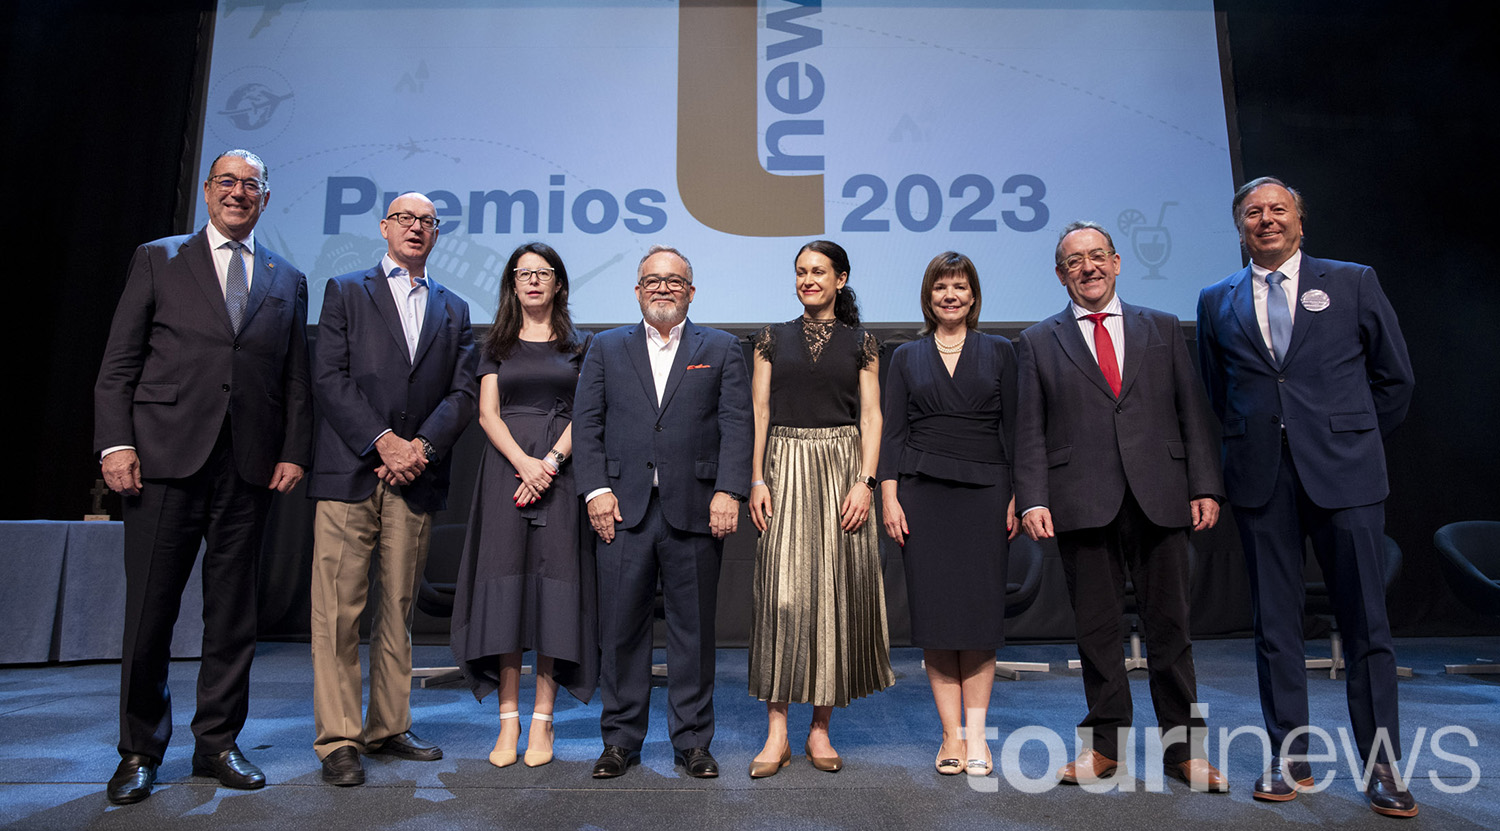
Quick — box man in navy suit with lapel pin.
[1197,177,1416,817]
[305,193,477,786]
[95,149,313,804]
[1015,220,1227,793]
[572,245,752,779]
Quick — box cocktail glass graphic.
[1119,202,1177,280]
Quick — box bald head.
[379,192,439,277]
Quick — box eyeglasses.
[514,267,556,283]
[1059,248,1115,273]
[638,275,691,293]
[207,175,265,196]
[385,212,440,231]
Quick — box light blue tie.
[224,240,249,334]
[1265,270,1292,364]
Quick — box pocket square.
[686,364,711,370]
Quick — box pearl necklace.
[934,333,965,354]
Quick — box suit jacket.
[307,265,478,514]
[94,228,312,484]
[572,319,753,534]
[1196,252,1414,510]
[1014,302,1223,533]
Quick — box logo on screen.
[1120,203,1178,281]
[209,66,295,145]
[677,0,823,237]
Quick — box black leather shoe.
[591,745,639,779]
[369,730,443,761]
[1366,763,1418,818]
[321,746,365,787]
[1253,756,1313,802]
[674,746,719,778]
[107,754,158,805]
[191,746,266,790]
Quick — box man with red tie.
[1015,220,1227,793]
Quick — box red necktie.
[1084,312,1121,397]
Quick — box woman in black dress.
[746,240,894,778]
[449,242,596,769]
[879,252,1017,777]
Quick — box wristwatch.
[861,475,877,491]
[417,436,437,462]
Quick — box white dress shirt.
[1250,252,1301,353]
[381,253,429,363]
[586,319,685,503]
[1071,294,1125,378]
[205,221,256,296]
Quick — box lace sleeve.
[752,324,776,363]
[856,328,880,370]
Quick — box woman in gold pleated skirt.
[746,241,895,778]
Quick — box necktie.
[224,240,249,334]
[1084,312,1121,397]
[1265,270,1293,364]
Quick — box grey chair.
[1433,521,1500,675]
[413,523,471,688]
[995,537,1050,680]
[1303,535,1411,679]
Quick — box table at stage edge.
[0,520,204,664]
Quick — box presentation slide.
[194,0,1242,325]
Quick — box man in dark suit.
[306,192,477,786]
[572,245,752,779]
[1197,177,1416,817]
[95,149,312,804]
[1016,220,1227,792]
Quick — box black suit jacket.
[94,228,312,484]
[572,320,753,534]
[306,266,478,514]
[1014,302,1222,533]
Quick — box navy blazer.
[1196,252,1414,510]
[94,228,312,484]
[572,320,753,535]
[307,265,478,514]
[1014,302,1223,533]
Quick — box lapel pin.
[1300,289,1329,312]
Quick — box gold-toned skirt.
[749,425,895,706]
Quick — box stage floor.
[2,638,1497,830]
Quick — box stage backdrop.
[192,0,1241,324]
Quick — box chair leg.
[1446,660,1500,675]
[994,660,1051,681]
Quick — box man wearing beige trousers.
[306,193,477,785]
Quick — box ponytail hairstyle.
[797,239,861,328]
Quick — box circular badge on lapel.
[1300,289,1331,312]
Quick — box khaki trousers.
[310,483,431,759]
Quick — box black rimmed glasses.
[385,212,440,231]
[514,267,556,283]
[638,275,690,292]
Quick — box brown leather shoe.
[1366,763,1418,818]
[1057,749,1118,784]
[1171,758,1229,793]
[1253,756,1313,802]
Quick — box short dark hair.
[208,149,269,192]
[918,251,982,335]
[1054,220,1115,268]
[1231,176,1307,233]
